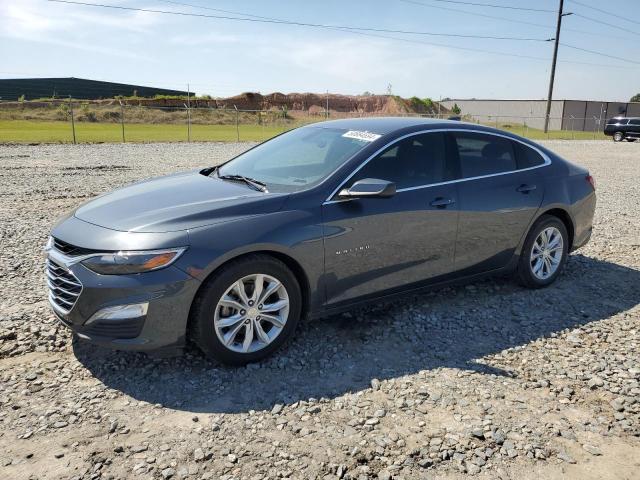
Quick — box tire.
[613,131,624,142]
[517,215,569,289]
[190,254,302,365]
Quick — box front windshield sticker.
[342,130,382,142]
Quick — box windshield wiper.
[217,172,268,192]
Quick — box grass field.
[0,119,608,143]
[491,123,607,140]
[0,120,294,143]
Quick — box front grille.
[46,259,82,312]
[52,237,100,257]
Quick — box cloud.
[0,0,498,97]
[168,32,241,46]
[0,0,163,59]
[253,33,461,86]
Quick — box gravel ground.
[0,141,639,480]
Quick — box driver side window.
[350,132,448,190]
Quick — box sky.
[0,0,639,101]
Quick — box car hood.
[74,171,289,233]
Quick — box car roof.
[309,117,468,135]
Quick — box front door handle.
[430,197,455,208]
[516,184,537,193]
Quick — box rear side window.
[607,118,627,125]
[351,132,448,189]
[515,143,546,169]
[452,132,517,178]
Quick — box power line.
[156,0,640,70]
[45,0,551,42]
[154,0,282,21]
[300,22,639,70]
[398,0,636,41]
[399,0,555,28]
[421,0,554,13]
[333,26,552,60]
[136,0,561,62]
[567,0,640,27]
[43,0,640,70]
[561,43,640,66]
[572,13,640,37]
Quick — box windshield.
[217,126,374,193]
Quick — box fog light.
[86,302,148,324]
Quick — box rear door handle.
[430,197,455,208]
[516,184,537,193]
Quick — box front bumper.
[47,251,201,352]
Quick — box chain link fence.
[0,99,610,144]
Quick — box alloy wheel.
[213,274,290,353]
[530,226,564,280]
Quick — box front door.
[321,131,459,307]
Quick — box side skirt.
[310,261,518,320]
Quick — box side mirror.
[338,178,396,199]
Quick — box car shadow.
[73,254,640,414]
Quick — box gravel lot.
[0,141,639,480]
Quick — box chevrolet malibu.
[46,118,596,364]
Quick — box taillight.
[586,174,596,190]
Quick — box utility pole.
[544,0,571,133]
[119,100,125,143]
[68,96,76,144]
[234,105,239,142]
[186,83,191,142]
[325,90,329,119]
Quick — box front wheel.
[517,215,569,289]
[190,255,302,365]
[613,131,624,142]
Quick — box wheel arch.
[186,249,312,340]
[537,207,575,249]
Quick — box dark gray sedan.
[46,118,596,364]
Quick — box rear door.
[450,131,546,274]
[321,131,459,306]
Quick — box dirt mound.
[1,93,447,116]
[217,92,433,114]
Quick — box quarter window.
[350,132,449,189]
[452,132,517,178]
[515,143,546,169]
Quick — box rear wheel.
[613,131,624,142]
[190,255,302,365]
[517,215,569,289]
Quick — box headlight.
[81,248,186,275]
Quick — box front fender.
[175,208,325,308]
